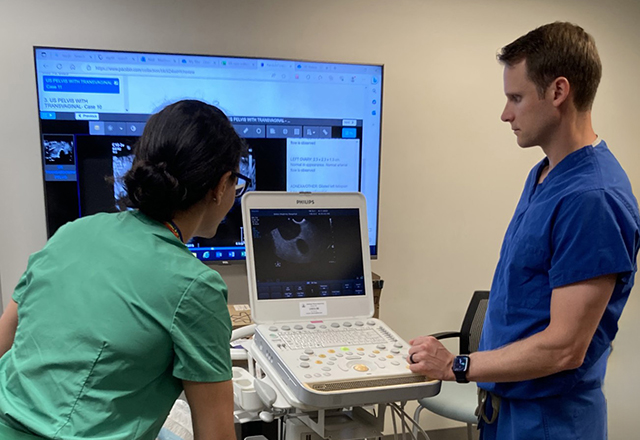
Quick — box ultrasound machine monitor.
[241,192,440,408]
[243,192,374,323]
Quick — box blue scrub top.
[479,141,640,399]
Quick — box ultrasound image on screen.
[112,144,134,209]
[43,134,75,165]
[250,208,365,300]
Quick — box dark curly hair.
[122,100,247,222]
[498,22,602,112]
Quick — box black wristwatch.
[452,355,470,383]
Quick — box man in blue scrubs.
[407,22,640,439]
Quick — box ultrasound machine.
[231,192,440,440]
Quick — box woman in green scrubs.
[0,100,248,440]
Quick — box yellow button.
[316,360,323,364]
[328,349,336,354]
[357,347,364,351]
[387,355,394,359]
[353,364,369,372]
[319,354,326,358]
[373,350,380,354]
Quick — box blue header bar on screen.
[43,76,120,94]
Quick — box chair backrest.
[459,290,489,354]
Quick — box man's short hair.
[498,22,602,112]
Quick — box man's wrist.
[443,355,456,381]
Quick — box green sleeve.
[12,259,34,304]
[170,270,232,382]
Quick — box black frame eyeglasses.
[232,171,252,198]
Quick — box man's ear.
[551,76,571,108]
[210,171,233,205]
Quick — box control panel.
[253,318,440,408]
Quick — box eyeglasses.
[231,171,252,198]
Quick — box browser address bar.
[92,65,196,75]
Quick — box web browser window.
[34,47,383,262]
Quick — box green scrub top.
[0,211,232,439]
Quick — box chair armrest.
[430,331,461,340]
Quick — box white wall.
[1,0,639,437]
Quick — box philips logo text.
[296,200,315,205]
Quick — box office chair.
[413,290,490,440]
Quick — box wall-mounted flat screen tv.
[33,47,383,262]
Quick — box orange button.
[319,354,326,358]
[357,347,364,351]
[387,355,394,359]
[328,349,335,354]
[373,350,380,354]
[316,360,323,364]
[353,364,369,372]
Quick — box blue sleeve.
[549,189,635,288]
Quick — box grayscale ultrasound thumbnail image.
[43,134,74,165]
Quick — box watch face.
[453,356,469,371]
